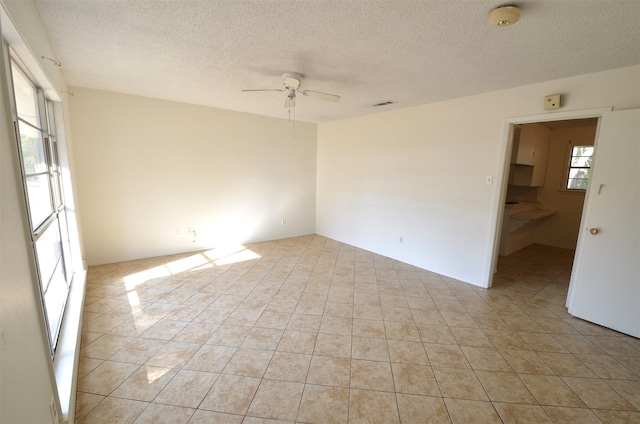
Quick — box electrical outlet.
[175,228,181,236]
[399,237,404,244]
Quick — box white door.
[567,109,640,338]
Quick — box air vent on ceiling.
[372,101,395,107]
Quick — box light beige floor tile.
[78,360,139,395]
[199,374,261,415]
[82,334,134,359]
[551,334,606,355]
[604,379,640,410]
[296,384,349,423]
[443,399,500,424]
[313,333,351,358]
[418,325,456,344]
[184,344,237,373]
[460,346,512,372]
[537,352,598,378]
[577,354,639,379]
[352,319,386,338]
[474,371,536,404]
[240,327,284,350]
[154,369,218,408]
[187,410,243,423]
[348,389,400,424]
[109,338,167,364]
[306,355,350,387]
[500,349,555,375]
[255,311,291,329]
[353,304,384,320]
[278,330,317,354]
[432,367,488,401]
[449,327,493,347]
[516,332,570,353]
[319,315,353,335]
[542,406,603,424]
[172,321,218,344]
[74,392,105,422]
[352,336,389,361]
[286,314,321,332]
[384,320,421,341]
[76,396,148,424]
[324,301,353,318]
[424,344,470,369]
[387,339,429,365]
[351,359,395,392]
[519,374,586,407]
[193,307,234,324]
[412,309,446,326]
[482,330,530,350]
[263,352,311,383]
[133,403,194,423]
[223,309,262,326]
[593,409,640,423]
[391,363,440,396]
[382,307,414,322]
[223,348,273,377]
[561,376,636,410]
[207,324,252,346]
[246,379,304,421]
[396,393,450,423]
[111,366,177,401]
[165,305,207,322]
[493,403,552,423]
[78,357,104,379]
[145,341,200,369]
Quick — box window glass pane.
[43,260,69,350]
[26,175,53,228]
[568,178,589,190]
[572,146,594,157]
[18,122,47,174]
[569,168,590,179]
[35,218,62,292]
[11,64,40,127]
[570,155,592,167]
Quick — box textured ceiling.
[34,0,640,123]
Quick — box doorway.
[489,111,606,292]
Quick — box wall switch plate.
[544,94,561,110]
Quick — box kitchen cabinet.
[509,123,551,186]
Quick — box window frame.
[8,55,72,355]
[563,143,594,192]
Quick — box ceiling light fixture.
[488,5,521,27]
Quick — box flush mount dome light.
[488,5,521,27]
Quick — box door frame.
[485,107,612,289]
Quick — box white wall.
[536,123,596,249]
[69,88,318,265]
[316,66,640,287]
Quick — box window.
[566,145,594,190]
[10,60,71,354]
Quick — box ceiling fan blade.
[302,90,340,102]
[241,88,285,92]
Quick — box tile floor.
[75,235,640,423]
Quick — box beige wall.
[536,123,597,249]
[316,66,640,287]
[69,88,318,264]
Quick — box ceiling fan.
[242,72,340,108]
